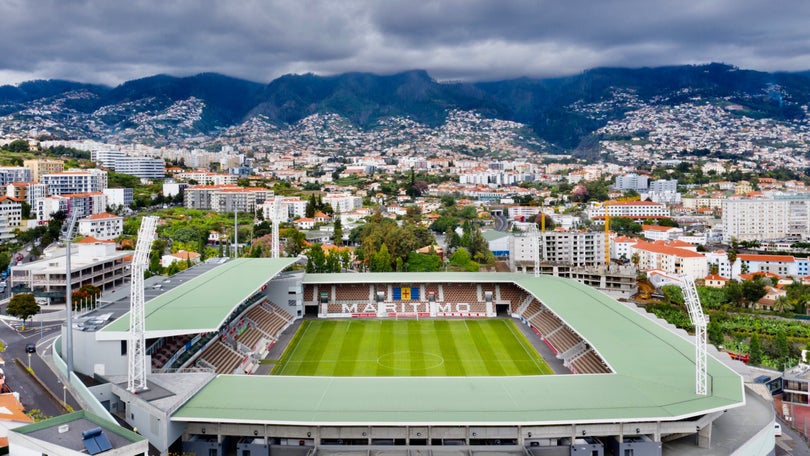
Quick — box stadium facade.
[56,258,774,456]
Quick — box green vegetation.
[272,319,553,376]
[7,293,40,326]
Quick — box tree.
[707,319,724,347]
[283,228,307,256]
[741,280,767,306]
[333,216,343,246]
[748,333,763,366]
[773,296,793,314]
[630,252,640,270]
[774,329,791,370]
[7,293,40,326]
[307,243,327,273]
[370,244,393,272]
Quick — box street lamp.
[62,385,66,405]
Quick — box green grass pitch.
[271,319,553,376]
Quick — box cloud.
[0,0,808,86]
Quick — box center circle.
[377,351,444,371]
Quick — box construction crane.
[603,195,641,266]
[128,216,158,393]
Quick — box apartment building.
[721,196,810,242]
[9,238,131,299]
[0,167,31,185]
[6,182,47,206]
[259,197,308,222]
[176,171,237,185]
[78,212,124,240]
[630,240,707,279]
[510,230,606,267]
[587,201,670,220]
[0,196,22,230]
[36,193,107,222]
[184,185,272,212]
[322,193,363,214]
[103,188,134,209]
[23,159,63,182]
[42,169,107,195]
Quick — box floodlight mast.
[272,196,284,258]
[127,216,158,393]
[63,209,80,377]
[526,222,541,277]
[658,273,709,396]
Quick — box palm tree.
[773,296,793,314]
[631,252,640,271]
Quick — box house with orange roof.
[294,217,316,230]
[704,274,730,288]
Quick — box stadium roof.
[173,272,744,426]
[99,258,297,339]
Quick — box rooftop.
[100,257,297,338]
[10,410,145,454]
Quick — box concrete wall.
[266,273,304,318]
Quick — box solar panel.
[82,427,113,455]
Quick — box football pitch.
[271,319,553,376]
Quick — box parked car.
[25,343,36,353]
[774,423,782,437]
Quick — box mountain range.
[2,63,809,155]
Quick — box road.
[0,311,80,418]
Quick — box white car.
[774,423,782,437]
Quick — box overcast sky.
[1,0,808,86]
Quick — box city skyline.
[1,0,809,86]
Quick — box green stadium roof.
[100,258,297,339]
[173,272,744,426]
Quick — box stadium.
[57,258,771,456]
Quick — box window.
[624,450,633,456]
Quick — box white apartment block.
[681,197,725,210]
[184,185,272,212]
[36,193,107,222]
[91,148,164,176]
[162,182,188,198]
[641,225,684,241]
[78,212,123,240]
[506,206,542,221]
[614,173,649,191]
[176,171,237,185]
[260,197,308,222]
[322,193,363,214]
[42,169,107,195]
[732,254,805,279]
[6,182,47,206]
[510,230,606,267]
[720,197,810,242]
[611,235,637,262]
[103,188,134,208]
[587,201,670,220]
[0,214,14,242]
[0,167,31,185]
[209,187,273,213]
[0,196,22,230]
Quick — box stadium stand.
[199,341,244,375]
[442,283,479,304]
[334,283,371,302]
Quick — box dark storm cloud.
[0,0,808,85]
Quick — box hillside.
[1,63,809,159]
